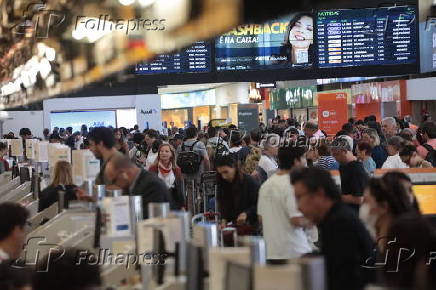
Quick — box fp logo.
[11,3,66,38]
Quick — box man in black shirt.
[331,136,369,213]
[291,167,374,290]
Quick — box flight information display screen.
[317,6,417,68]
[215,13,314,71]
[135,41,211,74]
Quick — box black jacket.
[129,169,172,218]
[217,174,259,225]
[319,202,375,290]
[38,184,78,212]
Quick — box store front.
[351,80,410,122]
[161,83,248,129]
[407,77,436,123]
[269,86,317,124]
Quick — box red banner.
[318,92,348,135]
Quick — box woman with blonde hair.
[361,128,388,168]
[38,161,78,212]
[148,143,184,209]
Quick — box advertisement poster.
[50,111,116,132]
[318,91,348,135]
[216,12,314,70]
[270,86,316,110]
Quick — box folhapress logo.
[11,3,66,38]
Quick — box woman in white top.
[257,137,279,181]
[382,136,408,169]
[149,143,184,209]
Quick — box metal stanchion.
[148,202,170,219]
[238,236,267,265]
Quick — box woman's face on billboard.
[289,15,313,48]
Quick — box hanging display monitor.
[317,5,417,68]
[135,41,211,74]
[215,12,314,71]
[50,111,116,132]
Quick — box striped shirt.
[315,156,339,170]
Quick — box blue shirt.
[362,158,376,176]
[371,145,388,168]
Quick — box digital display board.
[51,111,116,132]
[135,41,211,74]
[215,13,314,71]
[413,185,436,215]
[317,6,417,68]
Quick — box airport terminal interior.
[1,0,436,289]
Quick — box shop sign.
[318,91,348,135]
[238,104,259,132]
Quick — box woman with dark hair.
[215,154,260,231]
[382,171,421,214]
[356,141,376,176]
[359,178,415,248]
[229,131,243,153]
[384,213,436,289]
[280,13,314,65]
[80,124,88,138]
[113,128,129,155]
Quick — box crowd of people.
[0,113,435,290]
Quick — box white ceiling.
[157,82,233,94]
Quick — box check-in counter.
[0,171,12,186]
[330,168,436,185]
[0,181,31,203]
[0,177,21,197]
[25,207,96,264]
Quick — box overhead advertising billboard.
[215,13,314,71]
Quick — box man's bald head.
[105,154,138,190]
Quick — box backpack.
[422,144,436,167]
[177,141,203,174]
[214,138,230,161]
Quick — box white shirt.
[229,146,242,153]
[0,248,10,263]
[208,137,229,149]
[159,169,176,189]
[258,155,278,178]
[382,153,408,169]
[145,151,158,170]
[257,173,312,259]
